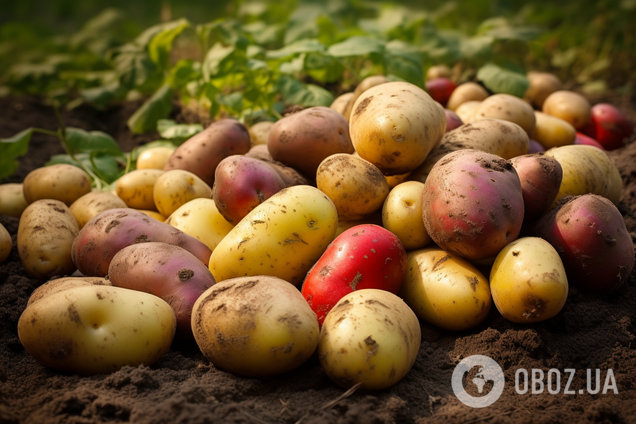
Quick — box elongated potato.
[70,191,128,229]
[532,111,576,149]
[209,185,338,286]
[23,164,92,206]
[27,276,111,307]
[165,198,234,251]
[0,223,11,264]
[116,169,164,211]
[153,169,212,217]
[0,183,28,217]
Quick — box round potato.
[319,289,421,390]
[533,111,576,149]
[542,90,591,130]
[69,191,128,229]
[192,276,320,377]
[454,100,481,124]
[474,94,536,136]
[0,223,11,264]
[136,146,176,170]
[0,183,28,217]
[165,198,234,251]
[490,237,568,323]
[153,169,213,217]
[116,169,164,211]
[524,71,562,109]
[382,181,432,250]
[248,121,275,146]
[23,164,92,206]
[446,82,489,111]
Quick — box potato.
[454,100,481,123]
[209,185,338,286]
[318,289,421,389]
[0,183,28,217]
[248,121,275,146]
[18,200,79,280]
[153,169,212,217]
[524,71,562,109]
[446,82,489,111]
[510,154,563,221]
[69,191,128,229]
[490,237,568,323]
[542,90,591,130]
[381,181,432,250]
[474,94,536,136]
[192,276,319,377]
[27,276,111,307]
[532,111,576,149]
[400,247,491,331]
[0,223,11,264]
[582,103,634,150]
[385,172,411,188]
[23,164,92,206]
[116,169,164,211]
[165,198,234,251]
[426,78,456,107]
[18,285,175,375]
[342,75,390,121]
[136,209,167,221]
[316,154,390,220]
[329,92,355,118]
[136,146,175,170]
[244,145,311,187]
[426,64,452,81]
[349,81,446,176]
[444,109,464,132]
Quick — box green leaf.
[327,36,385,57]
[157,119,203,141]
[216,91,244,113]
[476,62,529,98]
[65,128,122,156]
[47,153,123,184]
[266,39,325,59]
[80,81,123,109]
[0,128,33,180]
[113,44,156,89]
[148,19,192,69]
[127,84,174,134]
[202,43,236,80]
[277,77,334,107]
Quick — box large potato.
[18,285,175,375]
[350,81,446,176]
[69,191,128,229]
[381,181,432,250]
[116,169,164,211]
[0,223,11,264]
[474,94,536,136]
[318,289,421,389]
[23,164,92,206]
[542,90,591,130]
[27,276,111,307]
[209,185,338,286]
[18,200,79,280]
[165,198,234,251]
[153,169,212,217]
[446,82,489,111]
[192,276,319,377]
[0,183,28,217]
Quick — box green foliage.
[477,62,529,97]
[0,129,34,181]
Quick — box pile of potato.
[0,69,634,390]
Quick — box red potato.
[72,208,212,277]
[425,78,456,107]
[212,155,286,224]
[422,150,524,260]
[534,194,634,292]
[108,242,216,338]
[244,144,311,187]
[301,224,406,326]
[574,132,605,150]
[444,109,463,132]
[582,103,634,150]
[510,154,563,221]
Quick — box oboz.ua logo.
[451,355,505,408]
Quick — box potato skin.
[153,169,212,217]
[510,153,563,221]
[18,200,79,280]
[0,223,11,264]
[475,94,536,136]
[23,164,92,206]
[330,92,355,118]
[446,82,489,111]
[116,169,164,211]
[0,183,28,217]
[381,181,432,250]
[165,198,234,251]
[542,90,591,130]
[248,121,275,146]
[27,276,111,307]
[533,111,576,149]
[192,276,320,377]
[245,145,310,187]
[70,191,128,229]
[524,72,562,109]
[136,146,175,170]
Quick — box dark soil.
[1,95,636,424]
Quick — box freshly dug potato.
[165,198,234,251]
[27,276,111,307]
[153,169,212,217]
[245,145,310,187]
[582,103,634,150]
[192,276,319,377]
[524,71,563,109]
[385,172,411,188]
[349,81,446,176]
[401,247,491,331]
[528,139,546,153]
[382,181,432,250]
[426,64,452,81]
[474,94,536,136]
[446,82,489,111]
[510,154,563,221]
[574,132,605,149]
[72,208,212,277]
[444,109,463,132]
[23,164,92,206]
[109,242,216,338]
[248,121,275,146]
[490,237,568,323]
[426,78,456,107]
[268,106,354,178]
[0,183,28,217]
[316,154,390,220]
[69,191,127,229]
[18,200,79,280]
[542,90,591,130]
[454,100,481,123]
[532,111,576,149]
[342,75,390,121]
[18,285,175,375]
[329,92,355,118]
[209,185,338,286]
[164,119,252,186]
[318,289,421,389]
[422,150,524,260]
[0,223,11,264]
[136,146,175,170]
[116,169,164,211]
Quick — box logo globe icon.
[451,355,505,408]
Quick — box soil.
[2,94,636,424]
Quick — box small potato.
[116,169,164,211]
[400,248,491,331]
[385,172,411,188]
[153,169,212,217]
[192,276,320,377]
[0,223,11,264]
[510,154,563,221]
[165,198,234,251]
[490,237,568,323]
[382,181,432,250]
[524,71,562,109]
[316,154,390,220]
[70,191,128,229]
[0,183,28,217]
[18,200,79,280]
[248,121,275,146]
[329,92,355,118]
[27,276,111,307]
[475,94,536,136]
[135,209,166,222]
[342,75,390,121]
[136,146,176,170]
[532,111,576,149]
[426,64,452,81]
[23,164,92,206]
[542,90,591,130]
[446,82,489,111]
[319,289,421,389]
[18,285,175,375]
[454,100,481,123]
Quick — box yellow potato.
[454,100,481,123]
[18,199,79,280]
[319,289,421,390]
[542,90,591,130]
[0,183,28,217]
[385,172,411,188]
[23,164,92,206]
[192,276,320,377]
[533,111,576,149]
[475,94,536,136]
[426,64,452,81]
[248,121,275,146]
[69,191,128,229]
[524,71,562,109]
[329,92,355,119]
[116,169,164,211]
[135,209,167,222]
[153,169,212,217]
[165,198,234,251]
[0,223,11,264]
[400,248,491,331]
[490,237,568,323]
[209,185,338,286]
[136,146,175,170]
[382,181,431,250]
[18,285,175,375]
[446,82,489,111]
[27,276,111,306]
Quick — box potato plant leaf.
[127,84,174,134]
[47,153,123,184]
[0,128,33,180]
[328,36,385,57]
[148,19,193,69]
[477,62,529,98]
[64,128,122,156]
[157,119,203,142]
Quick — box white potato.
[23,164,92,206]
[474,94,536,136]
